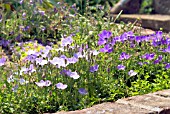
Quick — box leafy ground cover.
[0,0,170,113]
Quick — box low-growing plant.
[0,0,170,113]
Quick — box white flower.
[27,50,36,55]
[128,70,137,76]
[39,59,48,66]
[69,71,80,79]
[7,75,14,83]
[50,57,67,68]
[91,50,100,56]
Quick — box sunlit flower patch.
[0,1,170,113]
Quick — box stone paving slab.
[52,89,170,114]
[53,102,153,114]
[113,14,170,32]
[153,89,170,97]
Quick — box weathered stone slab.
[113,14,170,32]
[116,90,170,113]
[54,102,153,114]
[49,89,170,114]
[153,89,170,97]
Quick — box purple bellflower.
[117,64,126,70]
[119,52,131,60]
[98,30,112,45]
[163,45,170,53]
[99,43,113,53]
[142,53,155,60]
[165,63,170,70]
[78,88,88,95]
[153,55,163,64]
[90,64,99,72]
[0,57,6,66]
[60,69,80,79]
[61,36,73,47]
[67,57,78,64]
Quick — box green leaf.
[4,3,11,12]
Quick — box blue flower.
[60,69,80,79]
[0,39,10,48]
[152,40,161,47]
[61,36,73,47]
[120,32,130,41]
[67,57,78,64]
[166,38,170,45]
[138,62,143,66]
[25,54,37,62]
[99,44,113,53]
[155,31,163,40]
[135,36,142,43]
[153,55,163,64]
[19,0,23,4]
[90,64,99,72]
[165,63,170,69]
[0,57,6,66]
[12,85,18,92]
[78,88,88,95]
[117,64,126,70]
[27,64,36,73]
[119,52,131,60]
[98,30,112,45]
[142,53,155,60]
[163,45,170,53]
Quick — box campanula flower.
[56,83,67,90]
[163,45,170,53]
[117,64,126,70]
[98,30,112,45]
[128,70,137,76]
[90,64,99,72]
[69,71,80,79]
[12,85,18,92]
[19,78,29,85]
[50,57,67,68]
[78,88,88,95]
[0,57,6,66]
[142,53,155,60]
[61,36,73,47]
[7,75,14,83]
[119,52,131,60]
[35,80,51,87]
[153,55,163,64]
[67,57,78,64]
[36,58,48,66]
[19,0,23,4]
[100,43,113,53]
[165,63,170,69]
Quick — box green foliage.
[0,0,170,113]
[62,0,118,14]
[140,0,153,14]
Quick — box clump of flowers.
[1,1,170,113]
